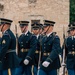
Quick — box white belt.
[6,49,16,53]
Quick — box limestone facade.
[0,0,69,44]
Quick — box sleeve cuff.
[46,58,53,63]
[26,56,32,60]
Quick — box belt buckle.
[48,53,50,55]
[21,48,24,52]
[72,51,75,55]
[44,53,46,56]
[35,50,39,53]
[26,49,27,52]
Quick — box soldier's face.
[20,26,28,33]
[32,29,40,35]
[44,26,51,33]
[39,29,43,34]
[43,26,53,34]
[43,26,48,33]
[70,30,75,36]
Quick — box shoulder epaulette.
[32,34,36,36]
[55,35,59,38]
[53,32,57,36]
[66,36,71,39]
[3,31,11,39]
[3,31,8,35]
[52,32,59,38]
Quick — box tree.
[70,0,75,23]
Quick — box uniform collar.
[36,34,39,39]
[71,36,75,40]
[24,30,28,35]
[3,29,9,34]
[72,35,75,38]
[46,32,52,37]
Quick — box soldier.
[37,20,61,75]
[60,23,75,75]
[0,18,21,75]
[63,22,75,75]
[31,22,43,75]
[15,21,37,75]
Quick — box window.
[28,0,37,4]
[31,20,40,24]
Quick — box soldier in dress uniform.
[0,18,21,75]
[37,20,61,75]
[64,22,75,75]
[31,22,44,75]
[15,21,37,75]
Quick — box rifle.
[37,35,42,75]
[62,26,66,75]
[15,25,18,55]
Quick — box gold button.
[21,49,23,52]
[72,45,74,46]
[44,47,45,48]
[72,48,74,50]
[26,41,28,43]
[48,53,50,55]
[72,51,75,55]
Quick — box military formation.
[0,18,75,75]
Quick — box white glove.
[23,59,29,65]
[42,61,50,67]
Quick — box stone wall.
[0,0,69,45]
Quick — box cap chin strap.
[1,24,5,32]
[38,29,40,35]
[44,26,50,35]
[22,26,26,33]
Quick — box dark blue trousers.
[33,66,38,75]
[0,71,2,75]
[68,69,75,75]
[37,69,57,75]
[0,68,16,75]
[15,65,32,75]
